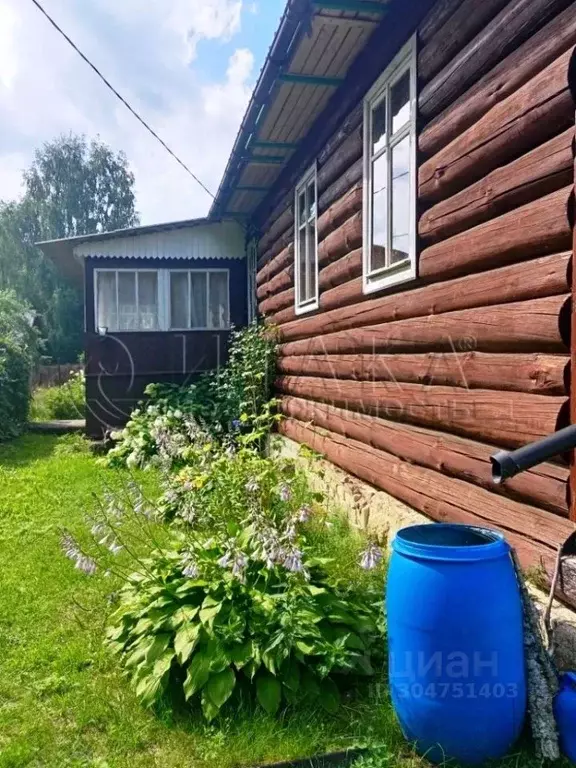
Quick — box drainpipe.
[490,424,576,483]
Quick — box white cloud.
[0,0,255,223]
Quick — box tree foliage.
[0,134,139,362]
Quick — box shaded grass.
[0,434,568,768]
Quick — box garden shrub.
[0,290,38,440]
[66,426,385,720]
[30,369,85,421]
[105,322,278,468]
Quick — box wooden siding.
[84,256,247,438]
[254,0,576,604]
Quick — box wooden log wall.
[255,0,576,604]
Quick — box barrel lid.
[392,524,510,562]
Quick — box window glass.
[391,71,410,135]
[190,272,208,328]
[96,272,117,330]
[372,96,387,155]
[209,272,229,329]
[295,166,318,312]
[118,272,137,330]
[138,272,158,330]
[170,272,189,329]
[371,153,388,271]
[391,135,411,264]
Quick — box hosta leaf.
[124,638,154,669]
[133,618,155,636]
[230,641,253,669]
[199,605,221,627]
[170,605,199,629]
[135,673,166,708]
[174,624,200,665]
[295,640,317,656]
[319,678,340,714]
[201,690,220,722]
[256,672,282,715]
[244,659,261,681]
[205,667,236,708]
[145,633,171,664]
[183,652,210,700]
[152,651,174,681]
[282,657,301,692]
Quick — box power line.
[29,0,215,200]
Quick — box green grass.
[29,376,85,422]
[0,434,567,768]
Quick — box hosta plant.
[105,542,384,720]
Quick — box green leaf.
[174,624,200,665]
[152,651,174,681]
[256,672,282,715]
[135,674,165,708]
[205,668,236,708]
[282,657,301,692]
[170,605,199,629]
[145,633,171,664]
[230,641,253,669]
[199,605,222,627]
[300,670,320,700]
[319,678,340,714]
[183,652,210,700]
[201,690,220,722]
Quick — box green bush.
[30,370,85,421]
[0,290,38,440]
[104,322,278,468]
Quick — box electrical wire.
[29,0,215,200]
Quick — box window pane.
[372,96,387,155]
[170,272,189,329]
[97,272,117,331]
[307,219,317,300]
[190,272,207,328]
[371,152,387,271]
[298,226,308,303]
[118,271,137,330]
[307,180,316,220]
[391,135,411,265]
[209,272,229,329]
[138,272,159,330]
[298,191,306,227]
[391,70,410,135]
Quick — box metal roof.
[210,0,390,219]
[36,217,242,285]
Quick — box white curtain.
[96,271,117,330]
[209,272,229,329]
[118,272,137,330]
[190,272,207,328]
[170,272,189,329]
[138,272,159,330]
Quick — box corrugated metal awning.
[211,0,390,218]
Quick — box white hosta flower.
[279,484,292,502]
[360,544,383,571]
[297,505,311,523]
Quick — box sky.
[0,0,285,225]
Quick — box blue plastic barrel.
[554,672,576,761]
[387,524,526,765]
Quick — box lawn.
[0,434,567,768]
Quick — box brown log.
[419,50,574,202]
[280,294,571,357]
[419,0,573,121]
[280,418,572,551]
[318,158,363,215]
[259,206,293,258]
[280,397,569,516]
[419,0,466,45]
[278,351,569,396]
[420,129,574,243]
[320,248,363,291]
[260,287,294,318]
[258,226,294,271]
[420,186,572,281]
[420,3,576,157]
[418,0,510,82]
[277,252,571,341]
[257,263,293,301]
[317,185,363,242]
[571,148,576,521]
[317,127,362,195]
[317,102,363,168]
[318,211,363,269]
[257,243,293,288]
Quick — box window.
[169,270,229,330]
[96,270,159,331]
[95,268,230,332]
[363,36,417,293]
[294,164,318,314]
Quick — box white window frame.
[362,35,417,295]
[294,163,319,315]
[94,267,231,332]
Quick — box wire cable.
[29,0,215,200]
